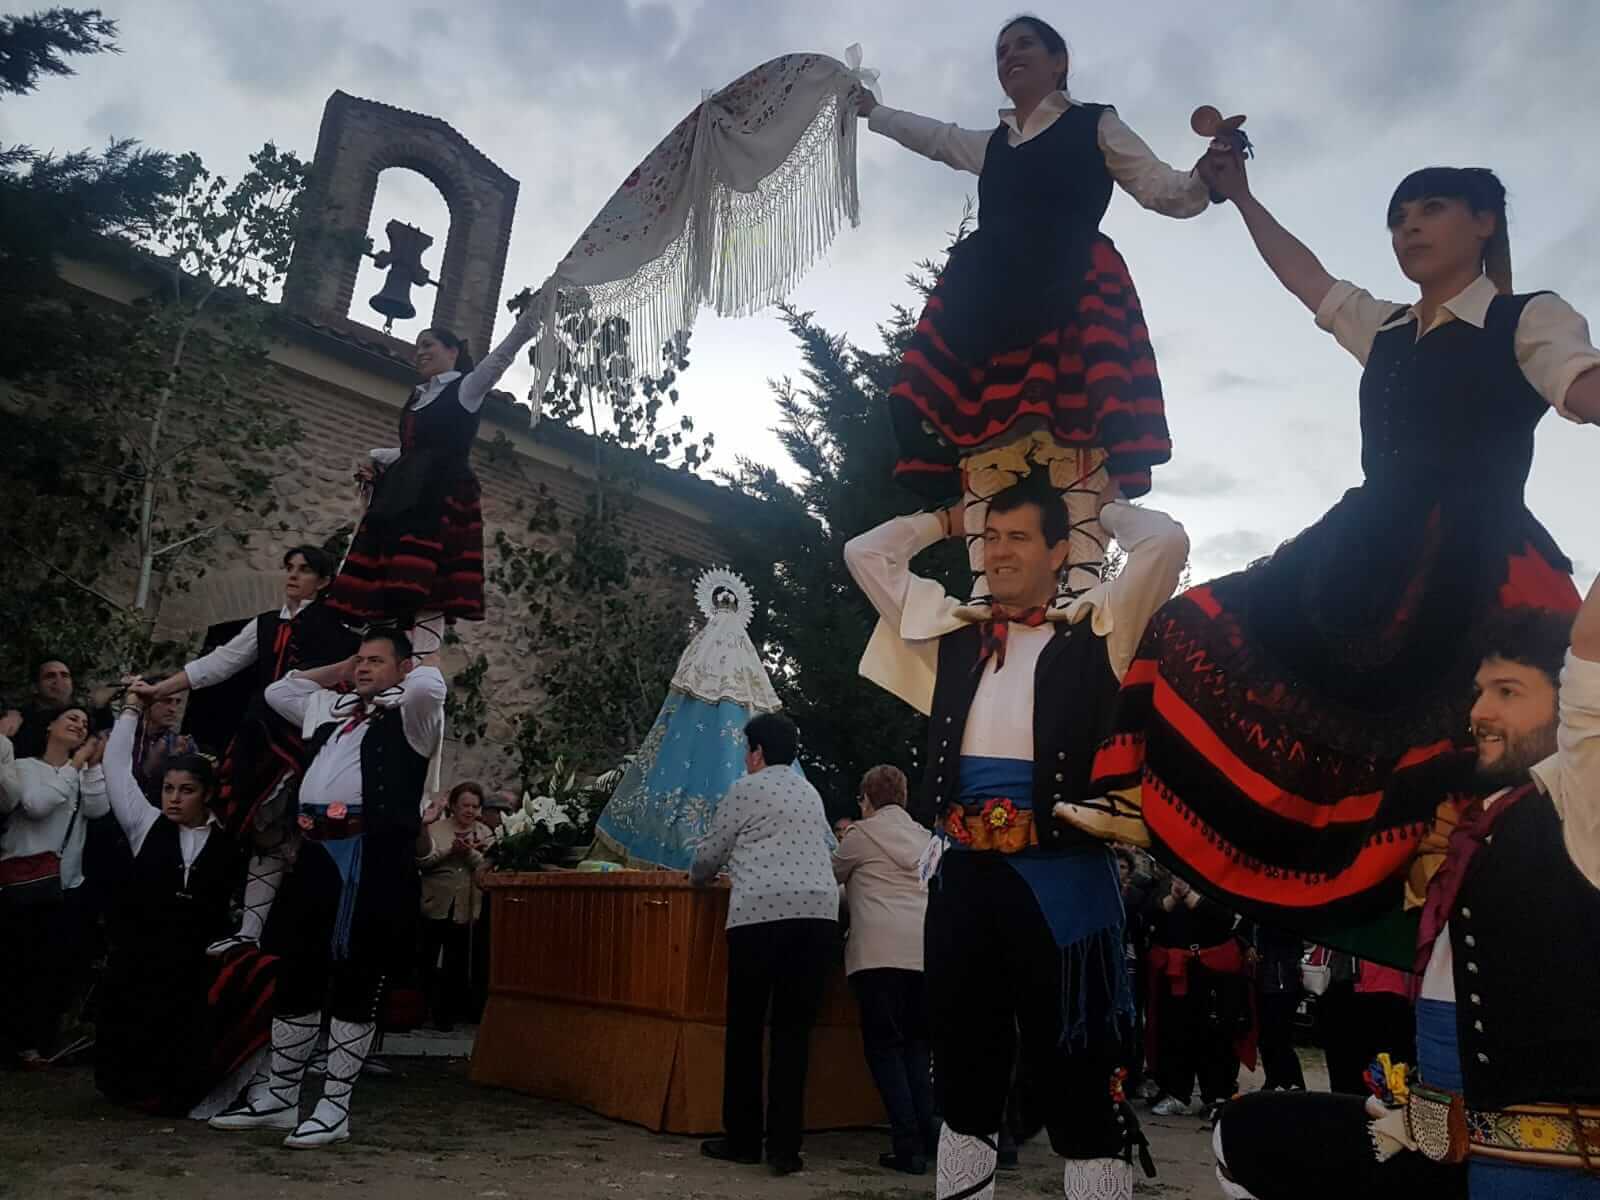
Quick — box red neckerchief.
[329,690,375,738]
[270,616,294,679]
[1413,780,1536,975]
[975,605,1048,673]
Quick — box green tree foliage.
[0,9,175,289]
[724,232,972,818]
[0,6,116,97]
[447,303,713,792]
[1,144,312,694]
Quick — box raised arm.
[102,707,161,854]
[1564,369,1600,425]
[1098,110,1210,219]
[456,300,543,414]
[393,664,447,758]
[0,734,19,815]
[156,619,262,697]
[1537,575,1600,888]
[843,509,955,629]
[860,91,990,176]
[264,660,348,731]
[1203,151,1335,315]
[1094,497,1190,680]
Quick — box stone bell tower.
[282,90,520,354]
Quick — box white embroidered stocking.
[937,1127,998,1200]
[1062,1156,1133,1199]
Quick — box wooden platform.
[469,871,885,1135]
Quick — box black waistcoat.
[253,603,361,692]
[115,820,239,953]
[367,376,482,526]
[1449,790,1600,1109]
[977,102,1112,247]
[937,102,1112,365]
[1358,292,1547,501]
[916,620,1122,850]
[305,707,429,842]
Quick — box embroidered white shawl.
[526,48,878,416]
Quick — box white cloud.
[7,0,1596,596]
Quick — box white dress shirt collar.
[999,88,1072,139]
[279,597,313,621]
[1381,273,1499,337]
[411,369,463,412]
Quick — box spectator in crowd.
[94,680,274,1116]
[1115,847,1162,1100]
[8,658,77,759]
[691,713,837,1178]
[479,790,517,833]
[832,815,855,842]
[417,780,491,1032]
[1146,878,1253,1123]
[130,674,197,804]
[0,706,107,1068]
[833,764,935,1175]
[1252,925,1307,1092]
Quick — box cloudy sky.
[7,0,1600,585]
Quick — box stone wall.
[139,318,747,791]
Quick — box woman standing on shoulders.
[1069,152,1600,950]
[327,299,544,654]
[861,15,1217,602]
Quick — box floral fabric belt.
[942,798,1038,854]
[1406,1084,1600,1172]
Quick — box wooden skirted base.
[470,871,887,1135]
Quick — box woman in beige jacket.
[417,781,491,1030]
[833,765,936,1175]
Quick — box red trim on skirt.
[889,238,1170,498]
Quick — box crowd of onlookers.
[0,650,513,1080]
[692,712,1422,1177]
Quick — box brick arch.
[283,90,520,355]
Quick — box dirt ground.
[0,1054,1323,1199]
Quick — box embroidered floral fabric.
[530,50,876,406]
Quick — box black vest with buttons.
[304,707,430,843]
[1358,292,1547,501]
[915,621,1122,849]
[1448,790,1600,1110]
[936,101,1113,366]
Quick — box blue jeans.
[851,968,936,1159]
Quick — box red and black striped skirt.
[890,235,1171,501]
[327,472,485,625]
[1091,487,1578,959]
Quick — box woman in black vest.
[859,15,1215,600]
[95,685,275,1117]
[326,302,540,652]
[1076,157,1600,953]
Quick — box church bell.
[367,219,435,331]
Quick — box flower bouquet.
[485,755,622,872]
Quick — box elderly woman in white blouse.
[0,705,106,1068]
